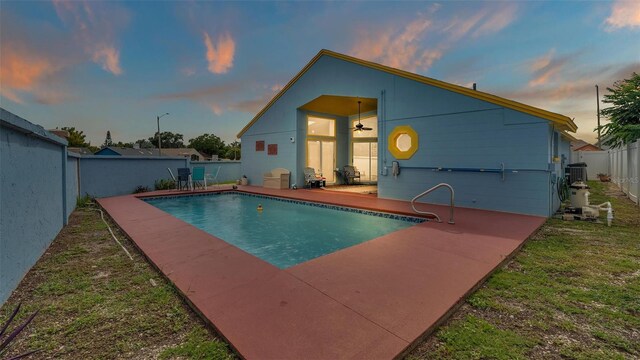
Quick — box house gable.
[237,49,577,138]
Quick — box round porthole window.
[388,125,418,159]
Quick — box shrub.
[133,185,150,194]
[154,179,175,190]
[76,194,93,208]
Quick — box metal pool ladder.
[411,183,455,224]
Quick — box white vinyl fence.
[572,150,610,178]
[609,140,640,205]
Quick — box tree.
[104,131,113,147]
[224,140,241,160]
[60,127,90,147]
[113,141,134,148]
[149,131,185,148]
[188,133,226,157]
[134,139,154,148]
[597,72,640,148]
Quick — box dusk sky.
[1,1,639,146]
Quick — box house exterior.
[237,50,577,217]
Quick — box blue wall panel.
[1,120,66,305]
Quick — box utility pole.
[156,113,169,156]
[596,85,601,148]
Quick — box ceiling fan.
[352,100,372,132]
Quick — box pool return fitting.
[411,183,455,224]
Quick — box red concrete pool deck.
[98,186,546,359]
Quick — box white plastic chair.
[205,166,221,189]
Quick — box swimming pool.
[144,192,424,268]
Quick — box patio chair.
[205,166,221,189]
[167,168,178,190]
[303,167,325,188]
[343,165,361,184]
[177,167,192,191]
[191,167,206,190]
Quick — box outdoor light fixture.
[156,112,169,155]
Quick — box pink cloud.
[472,4,518,38]
[605,0,640,30]
[203,32,235,74]
[53,0,129,75]
[349,3,518,73]
[351,10,439,72]
[527,49,577,87]
[91,46,122,75]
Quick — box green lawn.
[0,207,234,360]
[2,181,638,359]
[409,181,640,359]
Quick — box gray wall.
[0,108,245,306]
[78,156,189,198]
[1,109,69,305]
[76,158,241,198]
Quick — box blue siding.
[1,113,67,305]
[241,55,563,216]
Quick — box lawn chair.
[205,166,221,189]
[167,168,178,190]
[303,167,325,188]
[191,167,206,190]
[343,165,361,184]
[177,167,191,191]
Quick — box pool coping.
[98,185,546,359]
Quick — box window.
[388,125,418,160]
[396,134,412,151]
[307,116,335,137]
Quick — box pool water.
[145,192,423,269]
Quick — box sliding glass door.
[352,115,378,183]
[307,116,336,183]
[352,141,377,182]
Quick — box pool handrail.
[411,183,455,224]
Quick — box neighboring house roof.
[160,148,204,159]
[95,147,161,156]
[94,146,208,158]
[574,143,601,151]
[237,49,577,138]
[570,139,602,151]
[67,147,94,156]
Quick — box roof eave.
[236,49,577,137]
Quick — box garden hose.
[557,176,570,203]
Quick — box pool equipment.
[570,182,590,208]
[257,204,263,212]
[562,181,613,224]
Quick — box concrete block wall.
[1,109,69,305]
